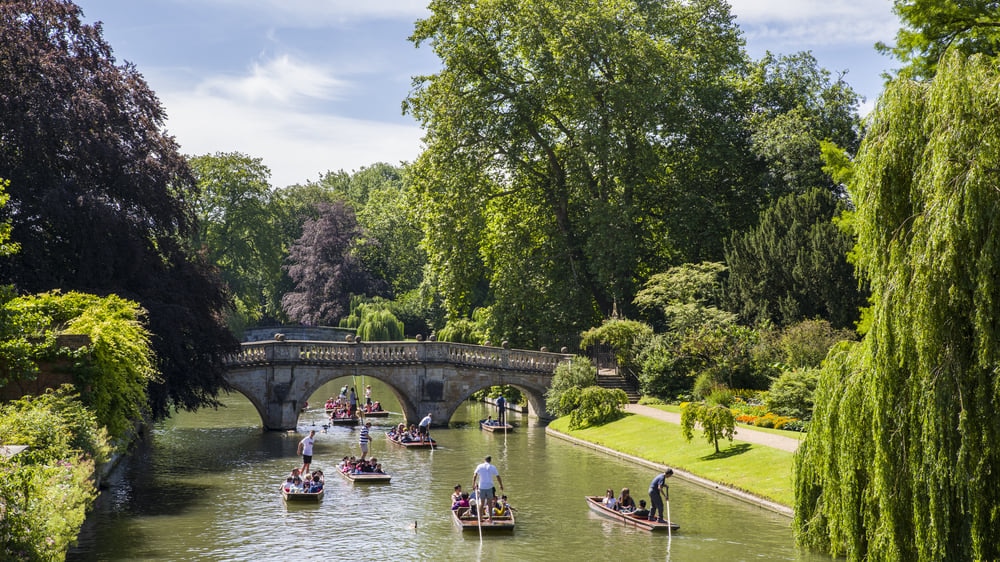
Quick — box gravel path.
[624,404,802,453]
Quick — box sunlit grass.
[548,413,795,507]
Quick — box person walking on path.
[472,455,504,521]
[298,429,316,476]
[359,421,373,460]
[648,468,673,522]
[495,395,506,424]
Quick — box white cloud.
[161,58,424,187]
[180,0,430,25]
[197,55,349,106]
[729,0,898,46]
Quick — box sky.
[74,0,901,188]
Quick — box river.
[67,378,828,561]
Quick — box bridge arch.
[224,340,569,430]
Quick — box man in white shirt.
[298,429,316,475]
[472,455,504,520]
[418,413,433,443]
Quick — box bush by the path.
[0,386,109,560]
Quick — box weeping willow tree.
[793,49,1000,561]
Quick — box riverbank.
[545,407,798,516]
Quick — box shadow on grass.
[700,442,752,461]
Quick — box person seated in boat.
[452,492,471,511]
[373,401,383,412]
[632,499,650,518]
[282,476,294,492]
[307,474,324,493]
[618,487,636,513]
[484,415,495,426]
[452,484,463,504]
[602,488,618,509]
[325,398,336,410]
[290,476,305,493]
[493,495,511,517]
[374,463,383,473]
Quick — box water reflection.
[68,378,826,561]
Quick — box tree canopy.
[189,152,286,332]
[281,201,385,325]
[405,0,753,347]
[878,0,1000,79]
[0,1,236,418]
[794,50,1000,561]
[724,188,866,329]
[404,0,863,348]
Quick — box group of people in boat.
[338,455,386,475]
[387,420,433,444]
[602,468,673,522]
[282,467,325,494]
[450,483,512,519]
[482,415,507,426]
[324,384,385,420]
[601,487,649,517]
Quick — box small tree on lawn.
[680,388,736,453]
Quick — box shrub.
[0,386,108,560]
[566,386,628,429]
[767,367,820,420]
[545,356,597,416]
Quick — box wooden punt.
[282,489,324,502]
[360,410,390,418]
[328,415,359,426]
[451,507,515,531]
[479,419,514,433]
[584,495,679,532]
[338,469,392,483]
[385,431,436,449]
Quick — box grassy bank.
[548,413,796,508]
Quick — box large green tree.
[724,188,866,329]
[744,52,862,198]
[189,152,286,331]
[405,0,751,346]
[794,50,1000,561]
[878,0,1000,79]
[0,1,237,417]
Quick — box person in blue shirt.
[495,395,507,424]
[647,468,673,522]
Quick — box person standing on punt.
[418,413,433,443]
[472,455,504,521]
[648,468,673,523]
[359,421,373,460]
[348,387,359,418]
[495,394,506,424]
[298,429,316,476]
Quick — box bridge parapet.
[224,340,567,373]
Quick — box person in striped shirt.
[359,421,373,460]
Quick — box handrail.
[224,340,569,373]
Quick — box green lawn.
[549,413,796,507]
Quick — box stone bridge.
[223,340,571,430]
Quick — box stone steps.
[596,372,641,404]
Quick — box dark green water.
[67,378,828,561]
